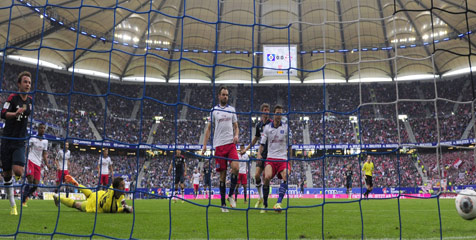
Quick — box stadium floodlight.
[8,55,64,69]
[305,78,346,83]
[349,116,358,123]
[123,76,165,83]
[300,116,309,122]
[154,116,163,123]
[348,77,392,82]
[398,114,408,121]
[396,74,437,81]
[68,68,120,79]
[443,66,476,77]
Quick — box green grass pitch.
[1,197,475,239]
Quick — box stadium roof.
[1,0,476,83]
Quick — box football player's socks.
[4,176,15,207]
[263,185,270,208]
[255,177,261,186]
[277,181,287,204]
[256,177,263,199]
[22,184,30,203]
[28,186,37,197]
[228,173,238,198]
[220,181,226,206]
[23,184,38,202]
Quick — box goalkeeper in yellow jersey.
[53,175,133,213]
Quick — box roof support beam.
[8,0,130,56]
[255,0,263,84]
[396,0,441,76]
[336,1,349,81]
[438,0,470,12]
[416,1,476,50]
[165,0,185,82]
[210,0,225,82]
[297,0,305,83]
[6,25,61,55]
[121,0,167,80]
[377,0,395,79]
[0,0,77,26]
[66,0,148,70]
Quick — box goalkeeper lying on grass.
[53,175,133,213]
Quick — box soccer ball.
[455,189,476,220]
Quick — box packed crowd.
[1,61,475,191]
[140,154,201,189]
[310,154,422,188]
[1,61,473,147]
[26,145,474,191]
[418,150,476,186]
[139,153,304,189]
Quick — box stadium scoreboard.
[263,45,297,76]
